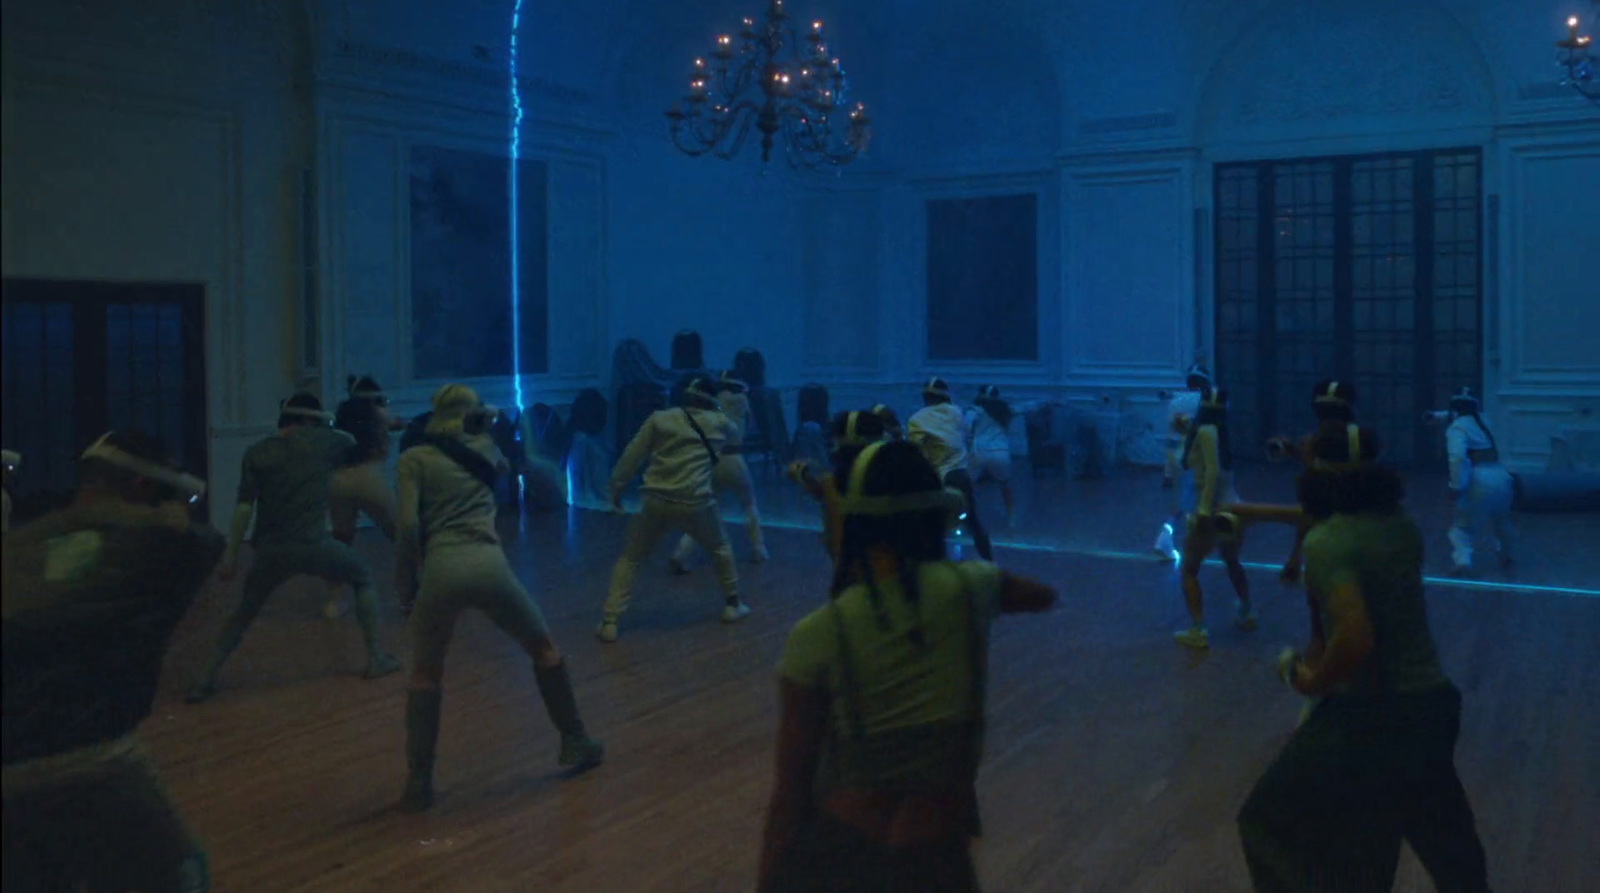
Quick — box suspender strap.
[681,408,720,468]
[419,436,499,492]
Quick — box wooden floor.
[144,467,1599,892]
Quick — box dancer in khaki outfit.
[597,376,750,643]
[671,370,768,570]
[394,384,602,812]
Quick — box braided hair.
[828,440,949,649]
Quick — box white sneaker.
[1173,626,1209,649]
[1153,524,1176,558]
[721,602,751,624]
[595,618,619,643]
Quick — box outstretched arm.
[1292,581,1372,696]
[609,416,656,506]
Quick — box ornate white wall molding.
[1060,157,1196,388]
[314,94,611,410]
[890,170,1062,381]
[1193,0,1498,151]
[1495,132,1600,390]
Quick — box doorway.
[1,279,208,519]
[1213,148,1483,468]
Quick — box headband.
[81,433,206,498]
[840,442,967,518]
[1310,424,1363,471]
[922,378,950,397]
[837,411,871,447]
[1314,381,1349,405]
[719,371,748,393]
[280,401,333,422]
[350,387,386,400]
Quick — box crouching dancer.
[3,431,220,893]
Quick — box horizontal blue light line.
[579,504,1600,598]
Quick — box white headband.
[81,434,206,498]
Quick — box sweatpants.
[765,813,978,893]
[1237,683,1490,892]
[1448,465,1516,569]
[330,461,397,542]
[3,738,208,893]
[410,543,551,679]
[674,453,763,560]
[605,495,738,617]
[942,468,993,561]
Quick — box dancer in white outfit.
[1154,365,1211,557]
[671,371,767,571]
[966,386,1015,526]
[1443,389,1515,575]
[908,378,993,561]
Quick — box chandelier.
[665,0,870,170]
[1557,2,1599,106]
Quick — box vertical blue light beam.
[508,0,526,413]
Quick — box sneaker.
[1153,525,1176,559]
[1235,606,1259,632]
[1173,626,1210,649]
[595,618,619,643]
[721,602,752,624]
[667,557,690,576]
[558,735,606,770]
[364,653,402,679]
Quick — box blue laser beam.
[508,0,526,414]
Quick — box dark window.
[409,145,549,380]
[926,193,1038,361]
[1214,149,1482,468]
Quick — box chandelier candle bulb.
[667,1,870,168]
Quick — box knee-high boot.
[533,660,605,770]
[401,689,442,812]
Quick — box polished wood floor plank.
[131,468,1598,891]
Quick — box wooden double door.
[1,278,207,519]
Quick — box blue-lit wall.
[2,0,1597,523]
